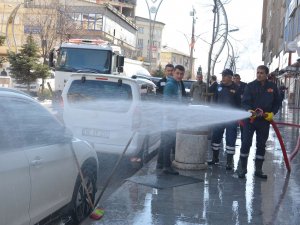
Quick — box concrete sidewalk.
[83,106,300,225]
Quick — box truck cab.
[50,39,124,92]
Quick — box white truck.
[49,39,125,93]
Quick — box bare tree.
[23,0,78,64]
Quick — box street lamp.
[225,38,236,72]
[224,30,239,73]
[144,0,164,72]
[6,3,23,52]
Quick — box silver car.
[0,88,98,225]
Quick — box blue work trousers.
[240,118,270,161]
[211,122,238,155]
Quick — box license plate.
[82,128,110,138]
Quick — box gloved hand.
[249,110,256,123]
[264,112,274,122]
[248,110,255,117]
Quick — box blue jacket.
[163,77,182,102]
[158,76,186,97]
[242,80,281,114]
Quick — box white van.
[61,74,161,164]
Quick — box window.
[67,80,132,112]
[70,12,103,31]
[0,98,64,148]
[95,14,103,30]
[137,39,143,49]
[0,103,20,150]
[57,48,111,74]
[140,83,157,101]
[138,27,144,34]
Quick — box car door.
[0,99,31,225]
[5,98,77,225]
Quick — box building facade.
[0,0,138,58]
[135,16,164,73]
[95,0,136,18]
[160,45,195,79]
[261,0,300,106]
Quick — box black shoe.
[156,163,163,170]
[226,154,234,170]
[163,167,179,175]
[207,158,219,165]
[237,157,248,178]
[255,171,268,179]
[226,163,233,171]
[238,170,247,178]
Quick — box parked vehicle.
[49,39,125,93]
[182,80,196,97]
[0,88,98,225]
[123,58,151,77]
[131,74,161,86]
[61,74,161,165]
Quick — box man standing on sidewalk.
[233,74,247,141]
[157,64,186,98]
[190,74,207,104]
[208,75,218,102]
[156,64,174,95]
[156,65,185,175]
[238,65,281,179]
[207,69,240,170]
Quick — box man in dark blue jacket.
[208,75,218,102]
[233,74,247,141]
[238,65,281,179]
[207,69,240,170]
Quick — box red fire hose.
[290,136,300,162]
[269,121,291,172]
[248,109,293,172]
[273,122,300,162]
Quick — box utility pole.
[189,7,196,79]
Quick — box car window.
[183,81,193,89]
[0,103,22,150]
[67,80,133,112]
[140,83,157,101]
[0,97,65,147]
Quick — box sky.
[135,0,263,82]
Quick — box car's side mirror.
[117,55,124,73]
[117,55,125,67]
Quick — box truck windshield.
[56,48,111,74]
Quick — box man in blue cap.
[207,68,240,170]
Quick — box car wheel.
[70,166,96,223]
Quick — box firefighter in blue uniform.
[238,65,281,179]
[207,69,240,170]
